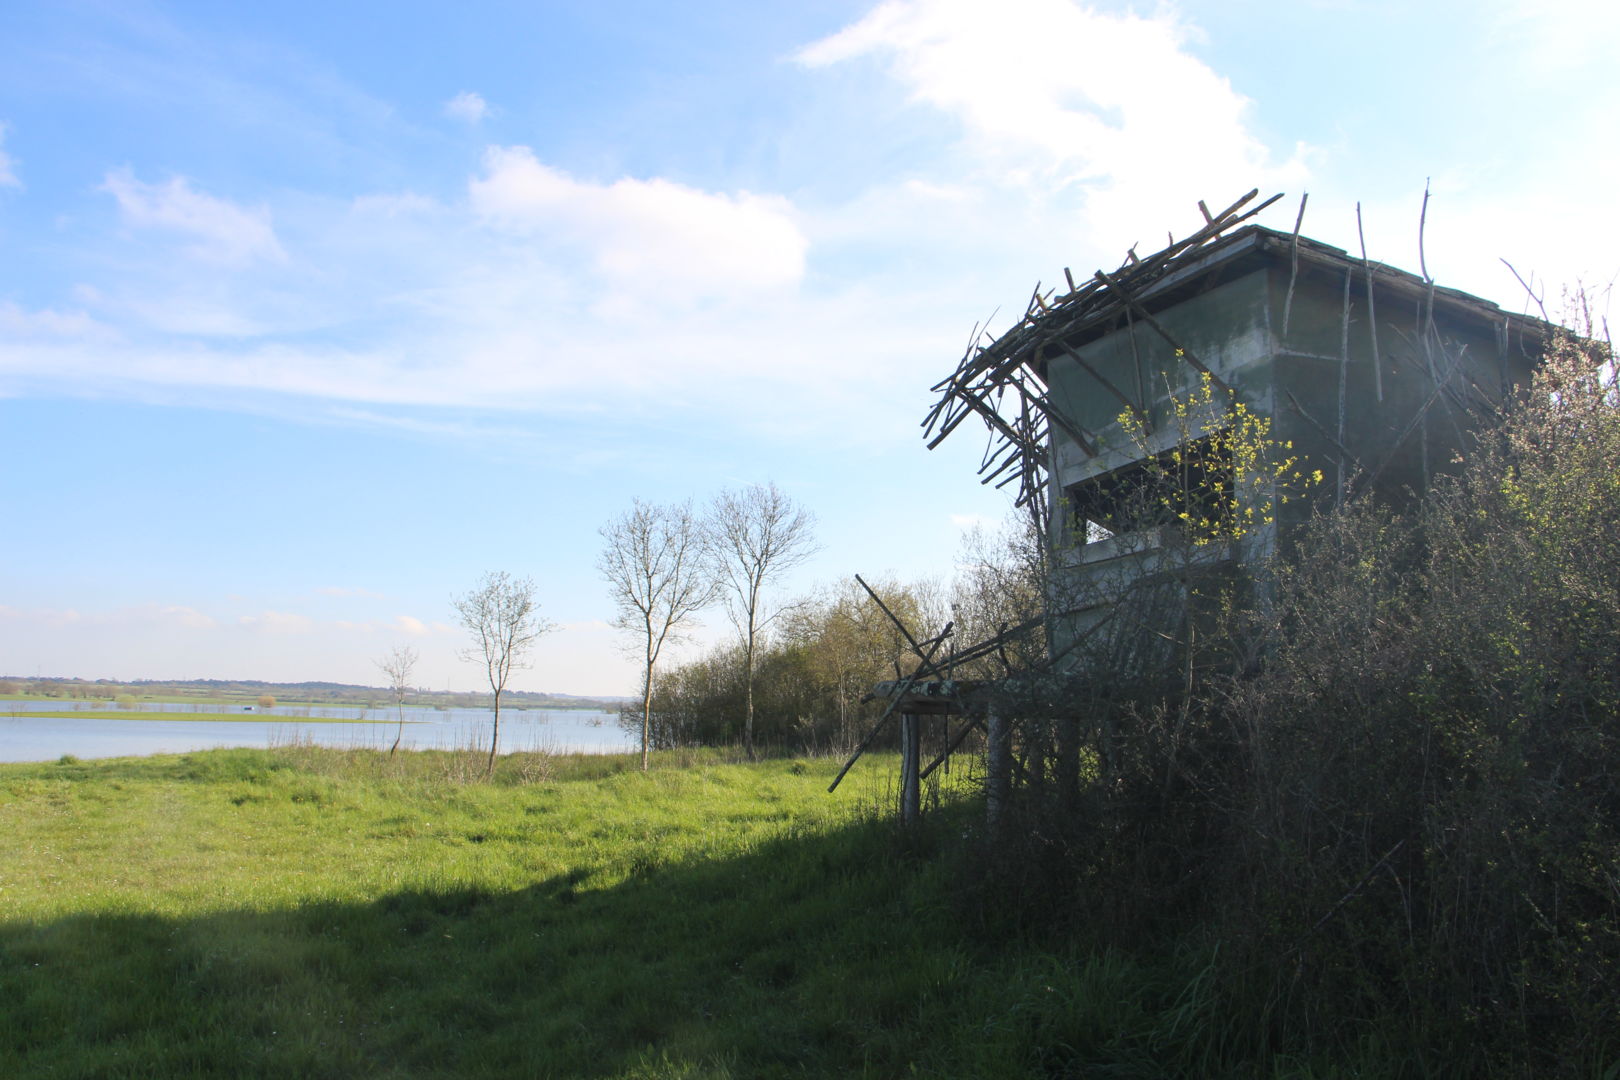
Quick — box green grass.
[2,710,394,723]
[0,746,1385,1079]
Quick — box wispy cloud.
[101,168,286,265]
[469,146,807,299]
[315,586,386,599]
[0,123,19,188]
[394,615,429,635]
[443,90,489,124]
[0,602,216,630]
[798,0,1308,251]
[238,610,314,634]
[0,301,112,340]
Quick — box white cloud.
[798,0,1309,251]
[0,301,111,340]
[351,191,437,217]
[101,168,286,265]
[1485,0,1620,80]
[0,603,216,630]
[238,610,314,634]
[469,146,807,298]
[151,604,217,629]
[0,123,18,188]
[316,585,386,599]
[443,90,489,124]
[394,615,428,635]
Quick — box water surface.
[0,701,632,763]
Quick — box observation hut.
[843,191,1556,826]
[926,190,1552,673]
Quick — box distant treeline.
[630,521,1045,755]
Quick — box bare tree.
[453,571,553,777]
[375,644,419,757]
[598,499,714,771]
[706,482,818,758]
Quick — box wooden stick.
[1500,258,1549,321]
[1281,191,1308,338]
[920,717,985,781]
[1093,268,1233,395]
[1356,202,1383,402]
[1417,179,1431,284]
[1048,342,1148,428]
[1284,389,1365,477]
[855,575,947,675]
[1338,266,1351,505]
[827,628,954,793]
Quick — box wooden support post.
[900,713,921,826]
[986,704,1010,831]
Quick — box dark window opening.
[1068,434,1237,546]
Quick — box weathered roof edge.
[985,222,1553,375]
[920,191,1561,510]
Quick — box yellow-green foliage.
[1116,372,1320,546]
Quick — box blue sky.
[3,0,1616,696]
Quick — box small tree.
[375,644,419,757]
[705,482,819,758]
[1113,371,1320,548]
[598,499,714,771]
[257,694,276,709]
[454,571,553,777]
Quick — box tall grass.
[0,745,1381,1079]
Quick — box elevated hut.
[926,192,1551,674]
[853,192,1559,825]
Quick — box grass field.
[0,746,1362,1078]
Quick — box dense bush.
[979,326,1620,1074]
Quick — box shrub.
[980,321,1620,1074]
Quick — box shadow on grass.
[0,804,1001,1080]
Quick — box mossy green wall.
[1043,254,1537,665]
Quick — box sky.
[2,0,1616,697]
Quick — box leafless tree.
[453,571,553,777]
[706,482,818,757]
[375,644,419,757]
[598,499,714,771]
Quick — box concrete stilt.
[900,712,921,826]
[986,704,1009,830]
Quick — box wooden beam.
[1092,268,1233,396]
[920,716,984,781]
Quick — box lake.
[0,700,634,763]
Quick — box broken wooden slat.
[1092,268,1233,396]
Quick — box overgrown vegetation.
[975,322,1620,1076]
[622,315,1620,1074]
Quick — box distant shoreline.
[0,675,630,714]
